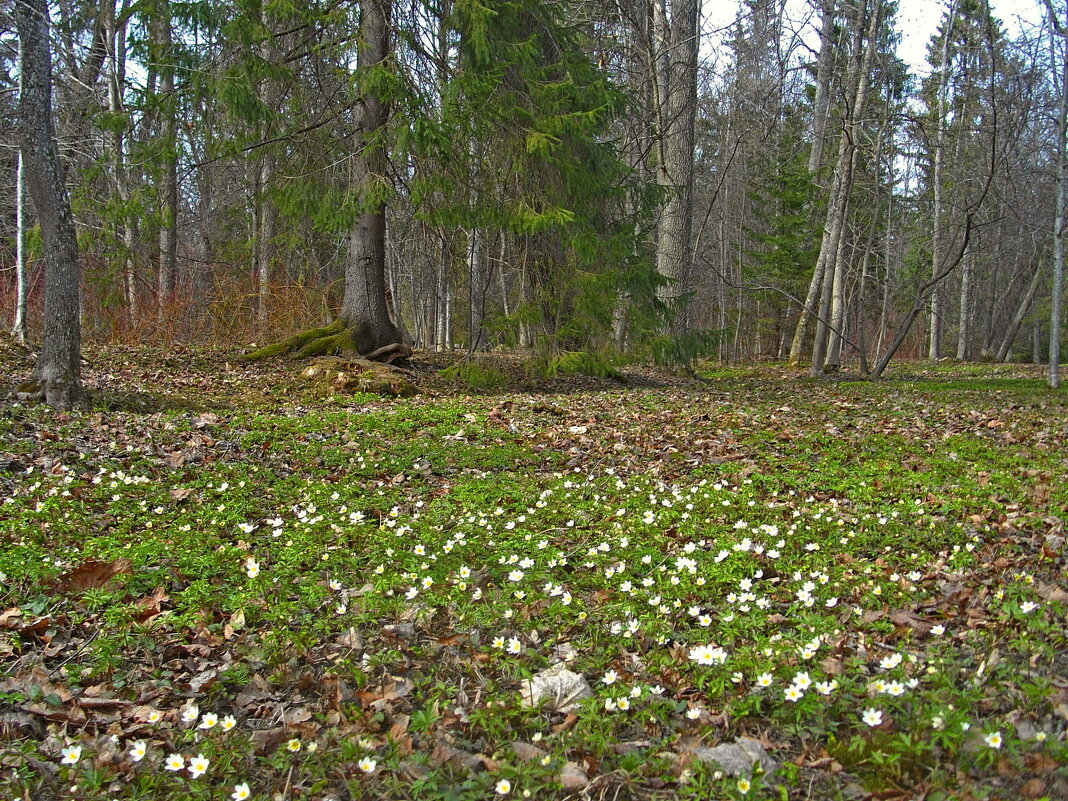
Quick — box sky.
[897,0,1047,70]
[705,0,1050,76]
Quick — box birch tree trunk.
[807,0,837,177]
[16,0,87,408]
[468,228,487,351]
[105,4,139,325]
[435,241,450,351]
[1043,0,1067,386]
[956,245,973,359]
[254,159,274,331]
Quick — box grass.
[0,352,1065,800]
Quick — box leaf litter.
[0,349,1065,799]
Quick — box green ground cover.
[1,350,1065,800]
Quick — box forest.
[1,1,1067,800]
[2,0,1067,404]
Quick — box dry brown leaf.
[0,607,23,628]
[21,703,87,725]
[335,627,363,649]
[134,587,169,621]
[224,609,245,639]
[820,656,845,676]
[431,742,486,772]
[552,711,578,733]
[510,741,548,762]
[1035,582,1068,604]
[1021,779,1047,799]
[889,609,934,635]
[249,726,289,754]
[53,558,132,592]
[282,706,313,725]
[236,674,275,708]
[559,761,589,789]
[861,608,887,624]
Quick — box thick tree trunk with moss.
[16,0,88,409]
[343,0,401,353]
[244,0,405,364]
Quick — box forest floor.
[1,344,1066,801]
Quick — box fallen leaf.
[1035,582,1068,604]
[559,761,589,789]
[431,742,486,772]
[52,558,133,593]
[889,609,934,635]
[510,741,548,762]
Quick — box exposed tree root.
[363,342,413,364]
[243,321,411,364]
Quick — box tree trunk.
[156,0,178,316]
[652,0,698,335]
[436,239,450,351]
[807,0,837,177]
[995,263,1042,362]
[1049,7,1067,388]
[468,226,487,351]
[809,0,879,376]
[341,0,401,354]
[788,0,836,367]
[105,5,139,327]
[825,224,849,370]
[956,245,973,359]
[497,232,511,317]
[12,149,29,344]
[16,0,87,409]
[928,0,959,361]
[254,159,274,331]
[789,260,824,366]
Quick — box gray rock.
[690,736,777,778]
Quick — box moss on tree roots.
[243,321,411,363]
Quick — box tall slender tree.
[653,0,699,334]
[15,0,87,408]
[1046,0,1066,388]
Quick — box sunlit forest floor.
[1,344,1066,801]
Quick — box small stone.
[689,737,777,778]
